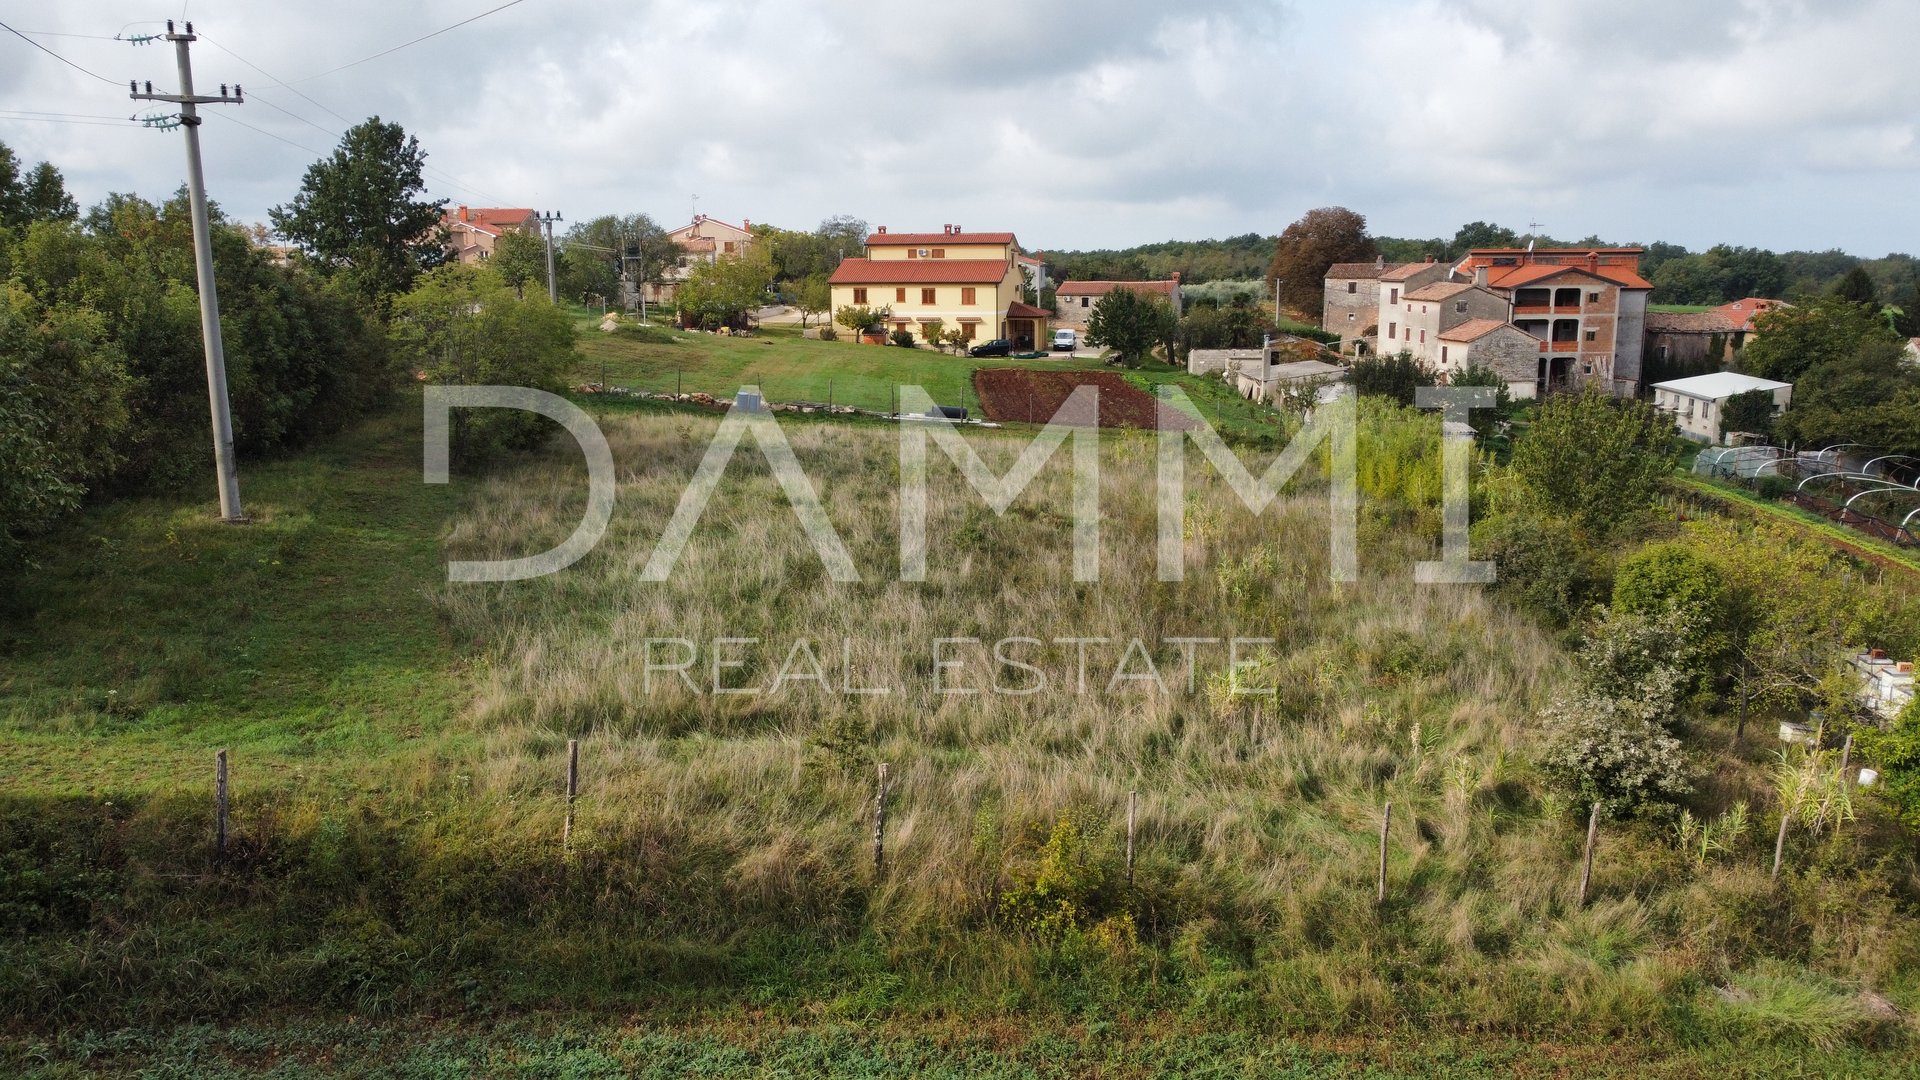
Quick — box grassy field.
[571,318,1288,439]
[4,396,1920,1072]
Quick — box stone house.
[1435,319,1545,399]
[1322,256,1388,352]
[1054,276,1183,328]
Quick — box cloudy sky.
[3,0,1915,255]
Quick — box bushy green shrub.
[998,812,1131,948]
[1472,512,1606,626]
[1537,693,1695,818]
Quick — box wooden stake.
[1577,802,1600,908]
[1376,801,1391,905]
[872,762,890,876]
[1771,807,1790,882]
[1840,733,1854,778]
[1125,790,1138,890]
[214,749,229,866]
[562,738,579,854]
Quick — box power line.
[0,109,137,121]
[9,29,125,40]
[272,0,529,86]
[0,114,139,128]
[196,32,513,207]
[0,18,120,84]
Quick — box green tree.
[676,247,775,328]
[1772,338,1920,454]
[1538,693,1694,819]
[1829,265,1880,307]
[269,117,446,307]
[795,273,831,328]
[1448,363,1512,437]
[1452,220,1521,252]
[1085,287,1176,368]
[1266,206,1374,314]
[1740,297,1894,383]
[918,317,943,349]
[1719,386,1778,439]
[1892,280,1920,338]
[388,264,576,460]
[1512,390,1677,533]
[491,228,547,296]
[19,162,77,224]
[0,142,20,228]
[1347,350,1435,407]
[835,304,888,340]
[0,281,130,568]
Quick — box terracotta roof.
[1484,263,1653,290]
[1467,247,1645,256]
[674,215,751,237]
[1404,281,1474,302]
[679,237,717,253]
[866,231,1017,246]
[1327,262,1390,280]
[1714,297,1789,329]
[828,258,1011,285]
[441,207,535,237]
[1645,310,1741,334]
[1054,279,1180,298]
[1380,261,1445,282]
[1438,318,1520,343]
[1006,301,1050,318]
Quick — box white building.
[1650,371,1792,444]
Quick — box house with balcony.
[1454,248,1653,394]
[441,205,537,265]
[648,213,755,306]
[827,225,1044,347]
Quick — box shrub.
[998,812,1127,945]
[888,326,916,348]
[1512,390,1677,534]
[1348,350,1434,407]
[1537,693,1694,819]
[816,325,838,341]
[1472,512,1605,627]
[1575,607,1696,727]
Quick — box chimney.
[953,224,962,233]
[1375,254,1385,270]
[1172,271,1181,283]
[1424,254,1435,264]
[1587,251,1599,273]
[1473,265,1488,287]
[877,225,886,234]
[743,218,750,230]
[943,223,952,234]
[457,204,468,222]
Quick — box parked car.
[1051,329,1077,352]
[969,338,1013,357]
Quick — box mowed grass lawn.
[573,317,1289,438]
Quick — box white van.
[1051,328,1077,352]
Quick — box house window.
[1388,321,1397,338]
[1081,297,1089,308]
[907,249,918,259]
[1347,281,1357,294]
[1419,329,1426,343]
[921,287,936,304]
[724,241,735,254]
[961,287,976,305]
[1455,300,1467,313]
[962,322,977,341]
[1585,329,1597,341]
[1441,346,1449,364]
[896,288,907,303]
[1347,312,1356,322]
[931,248,945,259]
[1389,288,1399,304]
[1587,291,1600,303]
[852,288,867,304]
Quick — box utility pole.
[132,21,247,523]
[538,210,563,303]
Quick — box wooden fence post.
[1772,807,1791,882]
[214,749,229,866]
[1376,801,1391,905]
[1125,790,1138,890]
[872,762,890,876]
[1577,802,1600,908]
[562,739,579,854]
[1840,733,1854,778]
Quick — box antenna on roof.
[1526,219,1544,253]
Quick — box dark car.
[968,338,1013,357]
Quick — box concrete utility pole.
[538,210,563,302]
[131,21,247,522]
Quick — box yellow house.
[828,225,1049,348]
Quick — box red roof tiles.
[866,231,1017,246]
[1438,318,1522,343]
